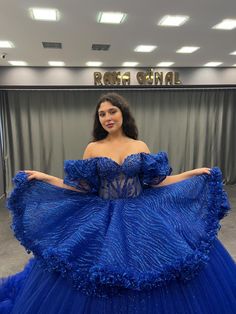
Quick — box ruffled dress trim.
[64,158,99,193]
[140,151,173,186]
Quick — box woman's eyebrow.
[98,108,116,113]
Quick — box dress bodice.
[96,154,142,199]
[64,152,172,200]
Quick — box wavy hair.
[92,93,138,141]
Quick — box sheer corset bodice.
[63,152,172,200]
[99,173,142,199]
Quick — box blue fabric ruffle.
[64,158,99,193]
[140,151,172,186]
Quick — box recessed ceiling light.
[157,62,174,67]
[204,62,222,67]
[8,61,28,66]
[122,62,139,67]
[230,51,236,55]
[97,12,126,24]
[134,45,157,52]
[0,41,14,48]
[86,61,103,66]
[48,61,65,66]
[176,46,200,53]
[30,8,60,21]
[158,15,189,27]
[212,19,236,30]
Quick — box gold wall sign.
[94,69,182,86]
[94,72,130,86]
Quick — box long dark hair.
[92,93,138,141]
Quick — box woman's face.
[98,101,123,134]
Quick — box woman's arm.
[24,170,84,192]
[137,143,211,188]
[153,168,211,187]
[24,143,95,192]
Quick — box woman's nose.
[105,113,112,120]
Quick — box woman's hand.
[191,167,211,176]
[24,170,50,181]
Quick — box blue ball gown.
[0,152,235,313]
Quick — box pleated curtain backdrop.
[0,91,8,197]
[0,88,235,195]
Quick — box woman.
[0,92,235,313]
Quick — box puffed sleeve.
[63,159,99,193]
[140,151,172,187]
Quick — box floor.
[0,185,236,278]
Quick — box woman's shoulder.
[83,140,111,159]
[83,138,150,159]
[83,141,98,159]
[132,140,150,153]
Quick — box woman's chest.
[96,154,142,179]
[92,142,139,166]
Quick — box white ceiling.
[0,0,236,67]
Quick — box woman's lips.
[106,123,114,128]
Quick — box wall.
[0,67,236,86]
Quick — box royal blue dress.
[0,152,235,313]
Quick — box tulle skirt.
[1,238,235,314]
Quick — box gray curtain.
[0,88,235,194]
[0,92,7,198]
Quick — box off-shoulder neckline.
[95,152,144,167]
[81,151,166,167]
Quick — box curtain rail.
[0,86,236,91]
